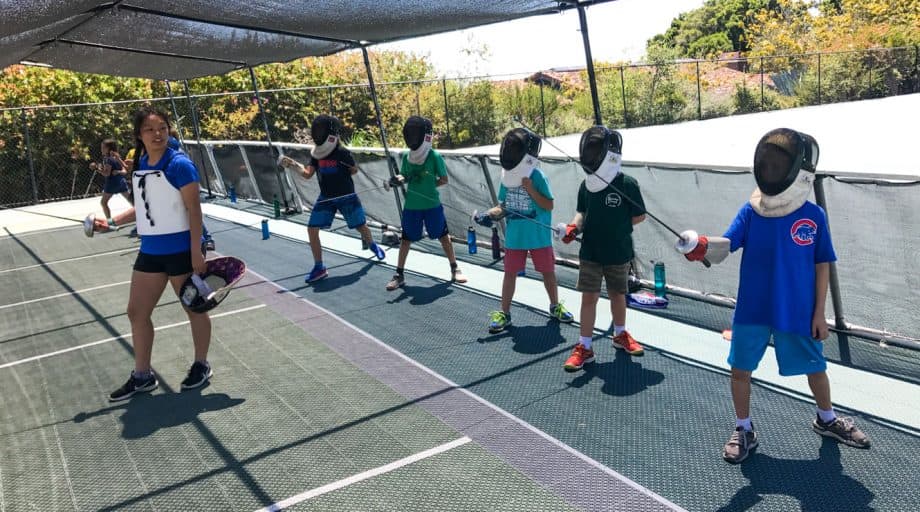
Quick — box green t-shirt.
[498,169,554,250]
[576,173,646,265]
[401,149,447,211]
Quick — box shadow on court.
[717,438,875,511]
[567,348,666,397]
[74,387,245,439]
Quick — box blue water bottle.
[654,261,666,297]
[467,226,477,254]
[261,219,270,240]
[228,184,237,204]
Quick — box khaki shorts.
[577,261,630,295]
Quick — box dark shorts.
[576,260,630,295]
[103,178,129,195]
[401,205,448,242]
[133,251,193,276]
[308,196,366,229]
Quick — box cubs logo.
[605,193,621,207]
[790,218,817,246]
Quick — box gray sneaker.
[813,415,871,448]
[386,273,405,291]
[723,427,758,464]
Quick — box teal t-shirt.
[401,149,447,211]
[576,173,645,265]
[498,168,554,250]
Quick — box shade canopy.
[2,1,614,79]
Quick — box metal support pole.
[695,60,702,120]
[760,57,765,111]
[576,2,602,125]
[414,83,421,115]
[477,156,505,240]
[539,81,546,137]
[183,80,213,197]
[21,109,39,204]
[441,78,452,148]
[327,87,334,115]
[248,66,290,210]
[813,176,846,330]
[915,45,919,93]
[361,46,403,218]
[619,66,628,127]
[164,80,183,139]
[817,53,822,105]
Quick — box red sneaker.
[563,343,595,372]
[612,330,644,356]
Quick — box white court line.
[0,304,265,369]
[0,281,130,311]
[0,248,135,275]
[254,437,471,512]
[244,268,687,512]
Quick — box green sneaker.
[550,302,575,323]
[488,311,511,333]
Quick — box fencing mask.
[310,115,341,159]
[750,128,819,217]
[403,116,433,165]
[580,126,623,193]
[179,256,247,314]
[500,128,541,188]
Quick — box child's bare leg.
[439,234,457,265]
[501,273,516,313]
[807,371,832,411]
[101,193,113,219]
[730,368,753,419]
[542,271,559,305]
[580,292,600,338]
[307,227,323,263]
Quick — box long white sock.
[736,417,753,431]
[614,325,626,336]
[817,407,836,424]
[579,336,593,350]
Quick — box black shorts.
[133,251,193,276]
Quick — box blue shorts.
[308,196,366,229]
[728,324,827,376]
[103,178,129,195]
[401,205,448,242]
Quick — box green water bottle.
[654,261,666,297]
[273,195,281,219]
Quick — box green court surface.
[1,216,918,512]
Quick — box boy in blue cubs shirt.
[280,115,385,283]
[474,127,573,332]
[677,128,870,464]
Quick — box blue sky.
[378,0,706,77]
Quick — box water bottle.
[228,184,237,203]
[491,227,501,260]
[517,269,526,277]
[261,219,270,240]
[273,194,281,219]
[654,261,667,297]
[467,226,477,254]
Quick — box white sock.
[736,417,753,431]
[817,407,836,424]
[614,325,626,336]
[579,336,593,350]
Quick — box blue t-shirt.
[497,169,554,250]
[137,148,200,255]
[725,201,837,337]
[309,146,356,199]
[103,156,127,189]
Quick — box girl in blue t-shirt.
[90,138,132,222]
[107,106,213,402]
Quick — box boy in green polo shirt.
[386,116,467,290]
[562,126,647,372]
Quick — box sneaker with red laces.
[612,330,644,356]
[563,343,595,372]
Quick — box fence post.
[817,53,822,105]
[182,80,213,198]
[760,56,765,111]
[360,46,404,219]
[441,78,452,148]
[539,81,546,137]
[414,83,421,115]
[327,87,334,115]
[248,66,291,211]
[695,60,702,120]
[21,109,39,204]
[915,45,919,93]
[619,65,628,127]
[813,176,846,331]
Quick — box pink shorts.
[504,247,555,275]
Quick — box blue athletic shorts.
[308,196,366,229]
[401,205,448,242]
[728,324,827,376]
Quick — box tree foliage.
[648,0,781,57]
